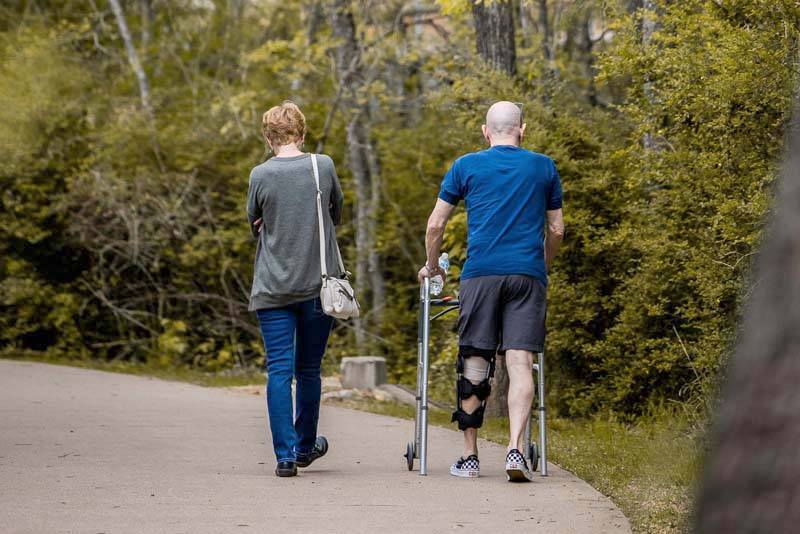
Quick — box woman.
[246,101,344,477]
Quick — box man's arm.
[418,199,456,283]
[544,208,565,270]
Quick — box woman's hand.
[253,218,263,234]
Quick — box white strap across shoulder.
[311,154,346,279]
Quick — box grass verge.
[326,396,703,534]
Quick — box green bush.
[1,0,798,422]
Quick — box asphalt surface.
[0,360,630,534]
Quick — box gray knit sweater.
[246,153,344,311]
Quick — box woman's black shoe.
[296,436,329,468]
[275,461,297,477]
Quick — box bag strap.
[311,154,346,279]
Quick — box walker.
[404,277,548,476]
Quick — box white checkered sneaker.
[450,454,480,478]
[505,449,533,482]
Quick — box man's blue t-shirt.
[438,145,562,285]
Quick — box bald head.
[483,101,524,145]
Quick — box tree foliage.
[1,0,797,419]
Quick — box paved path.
[0,361,630,534]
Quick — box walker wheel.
[529,442,539,472]
[405,441,415,471]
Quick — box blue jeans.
[256,298,333,463]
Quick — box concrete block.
[340,356,387,390]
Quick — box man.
[418,101,564,482]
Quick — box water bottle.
[429,252,449,296]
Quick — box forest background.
[2,2,799,522]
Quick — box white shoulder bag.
[311,154,360,319]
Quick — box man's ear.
[519,123,527,142]
[481,124,490,144]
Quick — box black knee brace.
[451,354,495,430]
[457,376,492,400]
[452,405,486,431]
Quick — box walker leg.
[538,351,547,476]
[524,360,537,470]
[414,288,424,459]
[419,278,432,476]
[524,409,532,459]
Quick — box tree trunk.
[579,12,598,106]
[538,0,550,43]
[330,1,359,81]
[109,0,153,118]
[518,0,533,48]
[695,100,800,534]
[139,0,152,52]
[642,0,659,151]
[345,118,371,351]
[227,0,245,25]
[329,0,382,353]
[538,0,559,98]
[366,134,385,320]
[110,0,163,171]
[305,0,325,44]
[470,0,518,417]
[471,0,517,76]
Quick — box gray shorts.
[457,275,547,359]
